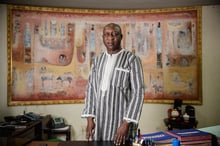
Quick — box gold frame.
[7,5,202,105]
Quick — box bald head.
[103,23,122,36]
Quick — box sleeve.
[81,59,97,118]
[123,56,145,123]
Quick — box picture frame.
[7,5,202,105]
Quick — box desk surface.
[28,141,130,146]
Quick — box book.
[141,131,176,144]
[181,142,212,146]
[166,128,212,142]
[180,139,211,145]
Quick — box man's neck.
[107,48,122,55]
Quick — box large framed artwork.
[7,5,202,105]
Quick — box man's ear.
[121,34,123,39]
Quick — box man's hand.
[86,117,95,141]
[114,120,130,145]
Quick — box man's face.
[102,26,122,54]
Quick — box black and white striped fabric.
[82,49,145,141]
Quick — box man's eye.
[103,33,110,37]
[103,33,119,38]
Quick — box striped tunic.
[81,49,145,141]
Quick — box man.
[81,23,144,145]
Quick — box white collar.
[105,48,124,57]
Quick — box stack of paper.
[199,125,220,146]
[52,125,69,131]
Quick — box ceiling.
[0,0,220,9]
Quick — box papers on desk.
[0,125,15,130]
[199,125,220,138]
[52,125,69,131]
[0,124,27,129]
[199,125,220,145]
[15,125,27,129]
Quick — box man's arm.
[81,60,97,140]
[86,117,95,141]
[125,56,145,123]
[115,56,145,145]
[81,59,97,118]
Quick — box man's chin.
[107,48,114,52]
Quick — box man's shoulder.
[93,51,104,58]
[121,49,136,57]
[122,49,140,60]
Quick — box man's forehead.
[103,26,120,32]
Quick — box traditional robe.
[82,49,144,141]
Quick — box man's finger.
[122,136,126,144]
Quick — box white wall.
[0,4,220,140]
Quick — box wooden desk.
[0,120,42,144]
[12,120,42,139]
[28,141,127,146]
[26,141,59,146]
[0,137,32,146]
[58,141,117,146]
[0,115,51,143]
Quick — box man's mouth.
[106,41,114,45]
